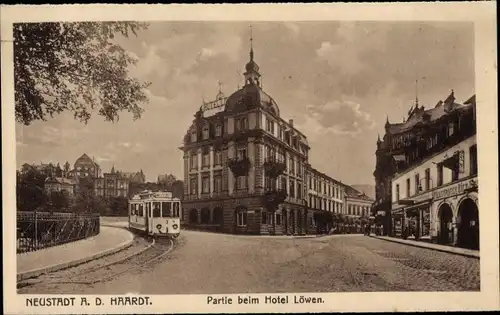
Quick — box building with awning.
[388,92,478,249]
[373,90,478,250]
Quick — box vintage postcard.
[2,2,499,314]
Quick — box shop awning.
[404,198,433,211]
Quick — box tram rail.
[17,235,175,288]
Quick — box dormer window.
[448,122,455,137]
[190,131,197,143]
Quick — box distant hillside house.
[44,177,77,196]
[94,166,129,198]
[22,162,63,177]
[120,170,146,184]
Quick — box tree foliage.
[14,22,151,125]
[48,190,69,211]
[16,169,47,211]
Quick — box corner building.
[374,91,478,249]
[180,44,322,235]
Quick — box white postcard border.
[1,3,498,314]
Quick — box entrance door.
[457,198,479,250]
[438,203,453,245]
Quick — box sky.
[16,21,475,185]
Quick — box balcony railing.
[228,157,251,177]
[263,189,288,207]
[264,158,286,178]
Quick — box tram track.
[17,236,175,288]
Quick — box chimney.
[289,119,294,127]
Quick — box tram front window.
[162,202,171,217]
[153,202,161,217]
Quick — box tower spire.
[415,78,419,107]
[249,25,254,61]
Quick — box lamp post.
[418,177,434,193]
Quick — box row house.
[307,167,345,228]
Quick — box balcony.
[228,157,251,177]
[263,189,288,207]
[264,158,286,178]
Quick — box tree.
[49,190,69,212]
[74,177,97,213]
[14,22,151,125]
[17,168,47,211]
[171,180,184,200]
[158,174,177,190]
[108,196,129,216]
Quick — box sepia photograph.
[2,3,498,314]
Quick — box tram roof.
[130,190,181,202]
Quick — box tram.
[128,190,182,239]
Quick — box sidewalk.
[101,216,128,228]
[371,235,480,259]
[17,226,134,282]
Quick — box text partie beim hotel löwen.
[207,295,325,305]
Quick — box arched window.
[200,208,210,224]
[236,206,247,227]
[189,209,198,224]
[213,207,223,224]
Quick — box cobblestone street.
[19,230,479,294]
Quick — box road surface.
[19,231,479,294]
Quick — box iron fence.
[17,211,100,254]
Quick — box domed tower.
[244,29,261,87]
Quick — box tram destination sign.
[432,177,478,200]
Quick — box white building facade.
[391,134,478,249]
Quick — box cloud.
[304,100,375,137]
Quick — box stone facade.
[180,39,344,235]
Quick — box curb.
[17,228,135,282]
[370,235,480,259]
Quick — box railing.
[17,211,100,254]
[264,158,287,178]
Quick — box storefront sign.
[432,177,478,200]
